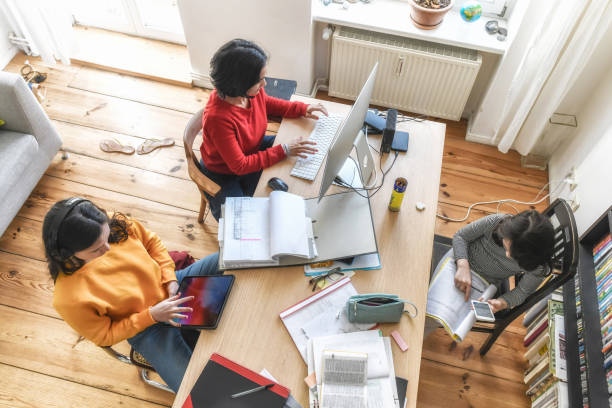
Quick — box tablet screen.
[174,275,235,329]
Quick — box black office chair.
[430,198,579,356]
[102,345,174,393]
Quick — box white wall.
[548,56,612,236]
[0,9,18,69]
[531,22,612,159]
[176,0,314,95]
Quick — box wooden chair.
[430,198,579,356]
[183,108,221,223]
[102,346,173,393]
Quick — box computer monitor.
[318,62,379,201]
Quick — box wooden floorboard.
[0,305,174,406]
[1,47,548,407]
[422,328,527,383]
[46,151,200,212]
[0,251,57,318]
[417,359,530,408]
[68,63,209,114]
[0,363,170,408]
[10,176,219,259]
[72,25,191,87]
[51,120,194,180]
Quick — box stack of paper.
[280,277,373,362]
[304,253,382,276]
[306,330,399,408]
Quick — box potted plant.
[409,0,454,30]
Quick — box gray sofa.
[0,71,62,237]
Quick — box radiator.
[329,27,482,121]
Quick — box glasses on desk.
[308,267,345,291]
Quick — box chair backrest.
[183,108,221,197]
[497,198,579,321]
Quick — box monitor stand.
[335,130,374,189]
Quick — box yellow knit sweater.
[53,218,177,346]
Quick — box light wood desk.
[173,96,445,408]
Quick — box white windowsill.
[312,0,509,55]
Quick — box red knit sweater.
[200,89,308,175]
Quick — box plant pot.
[409,0,454,30]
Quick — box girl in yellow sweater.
[42,197,220,392]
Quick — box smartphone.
[471,300,495,322]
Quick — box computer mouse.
[267,177,288,192]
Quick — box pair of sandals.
[99,138,175,155]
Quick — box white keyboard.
[290,114,344,181]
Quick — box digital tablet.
[174,275,235,329]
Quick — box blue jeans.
[200,135,276,221]
[127,252,221,392]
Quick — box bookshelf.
[564,205,612,407]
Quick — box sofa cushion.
[0,130,39,194]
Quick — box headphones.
[48,197,90,261]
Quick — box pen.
[470,285,483,293]
[231,383,274,398]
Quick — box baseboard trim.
[191,71,213,90]
[0,46,18,70]
[465,132,496,145]
[466,117,496,145]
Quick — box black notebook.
[182,353,289,408]
[264,78,297,101]
[396,376,408,408]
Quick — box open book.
[219,191,317,269]
[307,330,399,408]
[426,253,497,341]
[320,350,368,408]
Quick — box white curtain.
[495,0,612,155]
[0,0,74,65]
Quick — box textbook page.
[320,350,368,408]
[269,191,313,259]
[383,338,400,408]
[306,340,318,408]
[313,331,389,382]
[360,337,399,408]
[426,256,497,341]
[280,278,372,362]
[222,197,275,266]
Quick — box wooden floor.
[1,47,548,407]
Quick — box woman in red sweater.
[200,39,328,220]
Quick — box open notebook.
[219,191,317,269]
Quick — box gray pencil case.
[347,293,418,324]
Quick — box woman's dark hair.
[210,39,267,98]
[495,210,555,271]
[42,198,130,282]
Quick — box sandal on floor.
[136,138,175,155]
[99,139,135,155]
